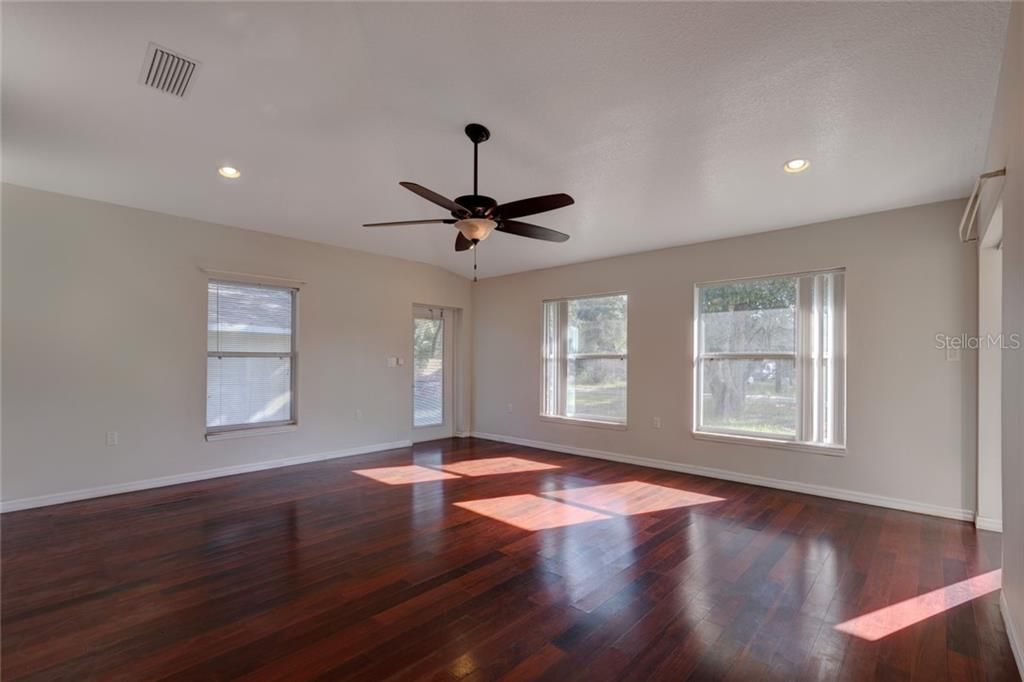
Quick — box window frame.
[692,269,845,454]
[541,291,629,428]
[205,278,299,438]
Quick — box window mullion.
[832,273,846,446]
[797,276,815,443]
[558,300,568,417]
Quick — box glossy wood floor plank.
[2,438,1018,681]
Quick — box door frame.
[411,305,456,442]
[977,201,1003,531]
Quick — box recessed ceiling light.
[218,166,241,179]
[783,158,810,174]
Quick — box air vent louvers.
[140,43,198,98]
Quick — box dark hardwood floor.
[2,437,1018,681]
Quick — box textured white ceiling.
[3,2,1010,278]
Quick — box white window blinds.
[207,280,296,432]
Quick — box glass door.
[412,306,454,441]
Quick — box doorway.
[977,201,1003,531]
[412,305,455,441]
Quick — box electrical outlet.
[106,431,119,446]
[652,417,662,429]
[506,403,513,414]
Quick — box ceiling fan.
[363,123,574,258]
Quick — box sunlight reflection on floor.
[353,465,460,485]
[545,480,724,515]
[440,457,560,477]
[455,494,611,530]
[835,569,1002,641]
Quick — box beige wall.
[1,184,473,504]
[979,0,1024,668]
[473,200,978,517]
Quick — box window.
[413,312,445,427]
[542,294,627,425]
[207,280,297,434]
[695,270,844,448]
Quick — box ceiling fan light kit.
[363,123,574,279]
[454,218,497,241]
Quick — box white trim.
[1001,591,1024,679]
[540,415,628,431]
[205,424,298,441]
[974,515,1003,532]
[691,430,845,457]
[469,432,973,522]
[200,267,306,288]
[0,439,412,513]
[694,267,846,288]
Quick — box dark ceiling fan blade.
[399,182,470,216]
[455,232,473,251]
[497,220,570,242]
[363,219,455,227]
[493,193,574,220]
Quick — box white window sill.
[540,415,628,431]
[691,430,845,457]
[206,424,297,442]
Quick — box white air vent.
[139,42,199,98]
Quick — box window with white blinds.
[542,293,628,425]
[207,280,297,433]
[695,270,845,448]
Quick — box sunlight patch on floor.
[353,465,460,485]
[455,494,611,530]
[545,480,724,515]
[440,457,560,477]
[834,569,1002,641]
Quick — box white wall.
[979,1,1024,671]
[1,184,473,506]
[473,200,978,518]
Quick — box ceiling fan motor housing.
[454,194,496,216]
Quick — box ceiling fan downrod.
[465,123,490,197]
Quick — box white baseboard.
[470,432,975,522]
[976,514,1004,532]
[0,439,413,513]
[1002,592,1024,679]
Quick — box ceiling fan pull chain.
[473,246,478,282]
